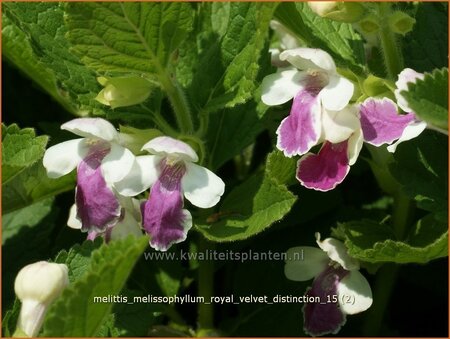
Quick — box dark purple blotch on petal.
[297,141,350,191]
[76,141,121,232]
[303,265,349,337]
[142,159,190,251]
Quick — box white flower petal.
[315,232,359,271]
[43,138,88,178]
[114,155,159,196]
[284,246,328,281]
[320,75,354,111]
[182,163,225,208]
[101,143,135,184]
[142,136,198,162]
[280,48,336,73]
[394,68,424,112]
[347,128,364,166]
[387,121,427,153]
[321,105,360,144]
[61,118,119,142]
[261,68,306,106]
[67,204,82,229]
[337,270,373,315]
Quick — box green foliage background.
[2,2,448,337]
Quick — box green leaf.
[43,236,149,337]
[112,289,160,337]
[54,239,103,282]
[2,198,54,245]
[65,2,194,74]
[206,99,265,170]
[275,2,365,70]
[2,3,105,116]
[403,2,448,72]
[196,170,297,242]
[2,299,20,337]
[2,161,76,214]
[265,150,297,186]
[2,16,69,112]
[180,3,277,112]
[401,68,448,130]
[2,124,48,183]
[338,216,447,264]
[390,131,448,221]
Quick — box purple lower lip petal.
[296,141,350,191]
[277,88,321,157]
[142,159,191,251]
[303,265,348,337]
[76,142,121,232]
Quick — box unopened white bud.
[14,261,69,337]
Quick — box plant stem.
[158,73,194,133]
[197,238,214,331]
[392,192,414,239]
[196,110,210,139]
[362,263,398,336]
[378,3,404,80]
[362,189,414,335]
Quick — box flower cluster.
[285,233,372,336]
[43,119,225,251]
[261,47,426,191]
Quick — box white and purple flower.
[262,51,428,191]
[285,233,372,337]
[261,47,355,157]
[116,136,225,251]
[43,118,135,233]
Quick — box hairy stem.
[158,73,194,133]
[378,3,404,80]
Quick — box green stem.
[378,3,404,80]
[139,105,178,137]
[392,192,414,239]
[197,238,214,331]
[153,111,179,136]
[362,263,398,336]
[362,172,414,335]
[158,73,194,133]
[196,110,210,139]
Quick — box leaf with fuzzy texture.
[275,2,365,70]
[65,2,193,74]
[43,236,149,337]
[2,3,105,116]
[401,68,448,130]
[2,124,48,184]
[178,3,277,112]
[338,217,447,264]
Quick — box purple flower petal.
[142,159,192,251]
[359,98,416,146]
[296,141,350,191]
[76,142,121,232]
[303,266,348,336]
[276,88,321,157]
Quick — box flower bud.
[14,261,69,337]
[308,2,365,23]
[358,14,380,34]
[95,76,153,109]
[388,11,416,36]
